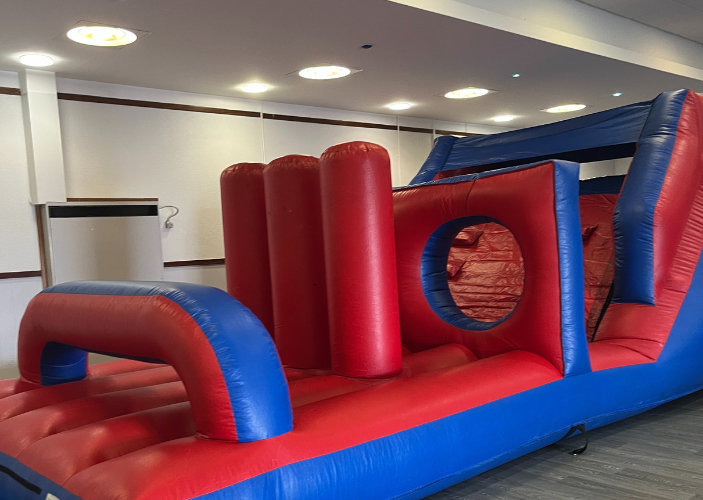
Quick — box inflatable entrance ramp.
[1,89,703,500]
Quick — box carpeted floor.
[426,389,703,499]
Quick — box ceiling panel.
[1,0,702,127]
[579,0,703,44]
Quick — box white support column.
[20,69,67,204]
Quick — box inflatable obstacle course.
[0,89,702,500]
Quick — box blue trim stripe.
[42,281,293,442]
[553,161,591,377]
[441,99,651,172]
[409,135,456,184]
[613,89,688,304]
[0,452,82,500]
[396,159,563,192]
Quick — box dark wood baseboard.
[435,130,481,137]
[57,93,261,118]
[0,270,42,280]
[164,258,225,268]
[66,197,159,202]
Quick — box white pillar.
[20,69,66,204]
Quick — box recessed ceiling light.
[19,54,54,67]
[612,92,623,97]
[298,65,352,80]
[241,83,268,93]
[388,102,411,110]
[492,115,516,122]
[444,88,490,99]
[545,104,586,113]
[67,25,137,47]
[512,73,521,78]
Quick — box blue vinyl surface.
[410,98,651,184]
[613,89,688,305]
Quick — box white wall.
[57,79,477,267]
[0,93,41,273]
[579,157,632,180]
[0,70,43,375]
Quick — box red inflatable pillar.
[264,155,331,369]
[220,163,275,335]
[320,142,403,379]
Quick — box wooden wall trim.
[66,197,159,202]
[0,87,21,96]
[52,92,493,137]
[164,258,225,268]
[262,113,399,131]
[435,130,481,137]
[399,126,434,134]
[57,93,261,118]
[0,270,42,280]
[34,205,48,289]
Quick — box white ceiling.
[1,0,702,127]
[579,0,703,45]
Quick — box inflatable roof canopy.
[1,89,703,500]
[411,95,651,182]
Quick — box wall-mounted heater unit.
[39,200,164,286]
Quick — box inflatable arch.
[1,89,703,499]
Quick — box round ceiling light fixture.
[545,104,586,113]
[612,92,623,97]
[67,25,137,47]
[388,102,411,110]
[512,73,521,78]
[492,115,516,122]
[298,65,352,80]
[19,54,54,67]
[241,83,268,93]
[444,87,490,99]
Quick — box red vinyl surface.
[320,142,403,379]
[447,223,524,322]
[394,162,565,372]
[51,351,557,500]
[0,342,562,500]
[264,155,330,369]
[18,293,238,441]
[579,194,618,338]
[220,163,275,334]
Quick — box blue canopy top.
[411,96,656,184]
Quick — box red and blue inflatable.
[1,89,702,499]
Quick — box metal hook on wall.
[159,205,180,229]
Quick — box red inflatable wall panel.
[320,142,403,379]
[394,162,564,372]
[264,155,331,369]
[220,163,275,334]
[579,193,618,338]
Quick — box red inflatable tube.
[18,294,239,441]
[320,142,403,379]
[264,155,331,369]
[220,163,275,334]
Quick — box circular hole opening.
[447,222,524,323]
